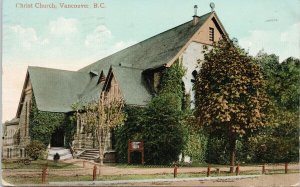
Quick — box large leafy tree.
[253,52,300,162]
[142,94,184,164]
[194,40,269,172]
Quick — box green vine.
[159,59,186,110]
[29,94,67,146]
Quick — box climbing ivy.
[159,60,186,110]
[29,94,67,146]
[115,106,145,163]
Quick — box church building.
[2,5,228,161]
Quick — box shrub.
[142,94,184,165]
[25,140,46,160]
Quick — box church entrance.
[51,127,64,147]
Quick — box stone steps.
[78,149,99,161]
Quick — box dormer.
[89,70,98,78]
[97,71,106,84]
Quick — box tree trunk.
[98,128,104,165]
[229,136,236,173]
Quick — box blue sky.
[2,0,300,121]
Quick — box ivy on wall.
[159,59,186,110]
[29,94,69,146]
[115,106,145,163]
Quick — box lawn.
[2,159,299,185]
[4,169,299,185]
[2,159,80,169]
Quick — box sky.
[2,0,300,122]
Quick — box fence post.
[207,164,211,177]
[41,163,48,184]
[83,161,86,168]
[285,163,288,174]
[262,163,265,174]
[93,165,97,181]
[173,165,178,178]
[235,163,240,176]
[41,168,45,184]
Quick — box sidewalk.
[49,175,260,186]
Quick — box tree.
[256,52,300,112]
[115,61,186,165]
[194,40,269,172]
[253,52,300,163]
[82,93,126,165]
[142,94,184,164]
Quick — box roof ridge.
[29,66,86,74]
[78,12,213,72]
[111,65,144,70]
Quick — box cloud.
[239,22,300,61]
[84,25,112,48]
[49,17,78,36]
[4,25,40,50]
[2,22,137,122]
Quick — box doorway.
[51,128,64,147]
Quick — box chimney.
[193,5,200,26]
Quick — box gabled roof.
[77,75,104,106]
[16,11,228,115]
[107,66,151,106]
[78,12,214,73]
[28,66,91,112]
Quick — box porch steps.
[77,149,99,160]
[47,147,73,160]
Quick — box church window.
[209,27,214,41]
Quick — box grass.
[2,159,80,170]
[6,169,299,185]
[114,162,227,168]
[2,160,299,185]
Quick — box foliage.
[115,106,145,163]
[29,95,66,146]
[159,60,186,110]
[248,52,300,163]
[25,140,46,160]
[115,61,186,165]
[142,94,184,164]
[194,40,269,168]
[206,135,229,164]
[82,93,126,165]
[256,53,300,112]
[63,115,77,147]
[139,60,185,164]
[182,129,207,163]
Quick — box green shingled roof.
[111,66,151,106]
[25,12,214,113]
[78,12,213,73]
[28,66,90,112]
